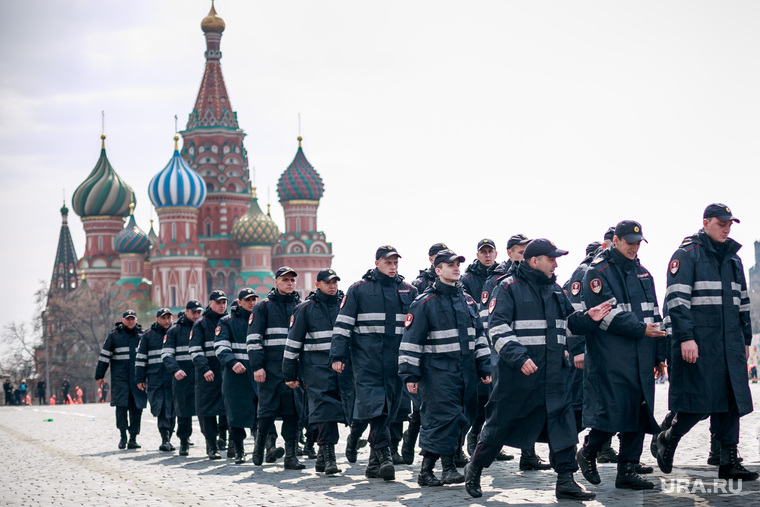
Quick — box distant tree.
[0,321,38,382]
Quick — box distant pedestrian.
[61,377,70,404]
[37,380,46,405]
[3,379,12,406]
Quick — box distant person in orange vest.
[76,386,83,404]
[49,394,56,405]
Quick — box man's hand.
[406,382,418,394]
[136,382,146,391]
[481,376,492,384]
[285,380,299,389]
[332,362,345,374]
[232,362,246,374]
[254,368,266,383]
[521,358,538,376]
[654,362,667,380]
[203,370,214,382]
[96,378,105,388]
[588,301,612,322]
[174,370,187,381]
[645,323,667,338]
[574,353,585,369]
[681,339,698,363]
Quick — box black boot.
[615,462,654,490]
[651,427,680,474]
[217,428,227,451]
[233,439,246,464]
[453,446,469,467]
[118,430,128,450]
[718,445,759,481]
[315,446,326,472]
[166,432,175,451]
[365,448,381,478]
[707,435,721,466]
[634,462,653,474]
[346,432,360,464]
[284,440,306,470]
[417,454,442,487]
[378,447,396,481]
[464,463,483,498]
[303,435,317,459]
[265,433,285,463]
[390,441,404,465]
[495,446,515,461]
[324,444,341,475]
[206,438,221,460]
[127,434,141,449]
[466,430,479,457]
[441,455,465,484]
[179,438,190,456]
[519,447,550,471]
[576,441,601,485]
[597,436,618,463]
[401,425,419,465]
[556,472,596,500]
[227,436,235,458]
[159,430,173,452]
[252,430,265,466]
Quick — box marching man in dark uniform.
[216,288,259,464]
[654,204,757,481]
[190,290,229,460]
[466,239,610,500]
[331,245,417,482]
[411,243,449,293]
[96,310,148,450]
[163,300,203,456]
[284,269,347,475]
[576,221,665,490]
[248,267,304,469]
[400,249,492,487]
[136,308,176,452]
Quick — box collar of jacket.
[267,287,301,304]
[517,261,556,286]
[366,268,404,285]
[150,321,168,334]
[696,229,741,259]
[115,322,142,334]
[177,313,192,326]
[232,304,251,319]
[466,259,488,276]
[608,245,638,272]
[310,288,341,305]
[432,279,461,296]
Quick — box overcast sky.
[2,1,760,340]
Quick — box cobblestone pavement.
[0,384,758,506]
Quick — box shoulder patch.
[214,326,221,336]
[404,313,414,328]
[188,331,193,341]
[465,294,475,306]
[590,278,602,294]
[669,259,679,275]
[637,271,650,279]
[481,290,489,305]
[591,257,604,265]
[289,315,295,328]
[163,335,167,344]
[340,295,346,309]
[488,297,497,314]
[248,313,253,325]
[570,281,581,296]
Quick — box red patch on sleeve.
[481,291,489,305]
[404,313,414,328]
[488,297,497,314]
[670,259,679,275]
[248,313,253,325]
[590,278,602,294]
[340,295,346,308]
[214,326,221,336]
[289,315,295,327]
[570,281,581,296]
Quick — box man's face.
[157,314,172,329]
[376,255,399,277]
[316,279,339,296]
[703,217,732,243]
[435,261,461,284]
[477,246,497,267]
[531,255,558,278]
[122,316,137,329]
[185,309,202,322]
[275,274,297,294]
[507,245,527,262]
[238,296,257,312]
[613,236,641,260]
[209,299,227,315]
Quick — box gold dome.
[201,2,225,34]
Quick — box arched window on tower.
[215,272,226,291]
[228,271,237,296]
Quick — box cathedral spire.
[50,200,79,295]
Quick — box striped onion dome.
[114,203,151,254]
[148,136,207,209]
[72,135,135,218]
[277,137,324,202]
[232,188,281,247]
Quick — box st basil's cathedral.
[50,3,333,309]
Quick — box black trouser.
[586,429,643,463]
[38,392,46,405]
[573,409,584,434]
[116,391,143,435]
[470,394,489,437]
[316,421,340,445]
[258,415,298,442]
[390,420,403,444]
[200,415,227,440]
[230,427,247,442]
[156,404,175,433]
[177,417,193,440]
[367,413,391,449]
[671,380,740,445]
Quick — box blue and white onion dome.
[114,203,151,254]
[149,135,207,208]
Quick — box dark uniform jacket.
[664,230,753,416]
[581,246,664,434]
[330,268,417,421]
[482,263,595,451]
[479,260,516,330]
[283,289,348,424]
[135,322,174,418]
[247,289,301,419]
[411,266,436,294]
[399,281,491,455]
[189,309,227,417]
[95,323,148,409]
[216,304,257,428]
[461,259,489,301]
[162,313,196,417]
